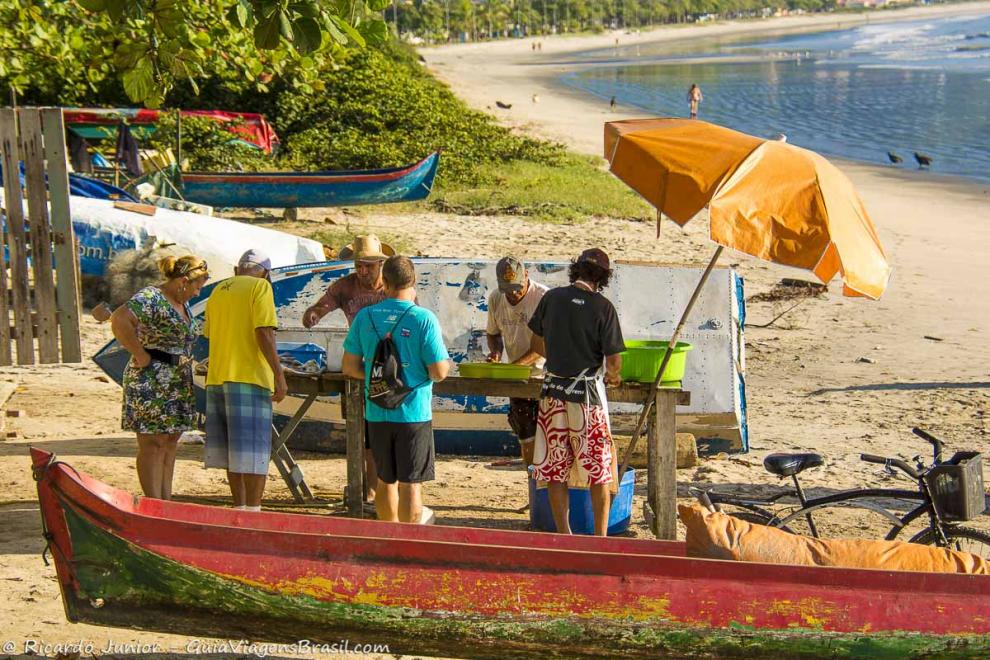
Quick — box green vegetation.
[163,41,649,223]
[0,0,386,107]
[275,42,566,184]
[1,3,650,224]
[271,42,648,222]
[394,0,839,44]
[432,154,651,223]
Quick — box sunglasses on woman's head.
[178,261,209,279]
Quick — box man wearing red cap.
[526,248,625,536]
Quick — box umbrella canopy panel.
[604,118,890,299]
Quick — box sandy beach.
[3,3,990,655]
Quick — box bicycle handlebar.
[912,427,945,462]
[860,453,921,479]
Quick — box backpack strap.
[369,303,414,339]
[386,304,415,338]
[387,304,431,391]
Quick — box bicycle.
[693,428,990,558]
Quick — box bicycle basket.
[924,451,986,522]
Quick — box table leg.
[344,379,365,517]
[268,393,318,504]
[646,414,657,530]
[272,393,317,455]
[650,390,678,539]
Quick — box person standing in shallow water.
[688,84,703,118]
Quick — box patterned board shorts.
[204,382,273,476]
[531,397,615,486]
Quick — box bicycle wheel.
[911,526,990,561]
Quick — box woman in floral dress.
[110,255,209,499]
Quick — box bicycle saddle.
[763,453,824,477]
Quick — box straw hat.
[338,234,395,261]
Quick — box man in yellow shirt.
[203,250,287,512]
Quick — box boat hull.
[31,449,990,657]
[180,152,440,208]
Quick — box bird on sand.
[495,100,512,109]
[887,151,903,165]
[914,152,933,169]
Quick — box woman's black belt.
[145,348,184,366]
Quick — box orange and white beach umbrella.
[604,118,891,299]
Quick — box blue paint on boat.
[180,152,440,208]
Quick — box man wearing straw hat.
[302,234,394,502]
[303,235,396,327]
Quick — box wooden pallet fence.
[0,107,81,365]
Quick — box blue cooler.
[528,468,636,535]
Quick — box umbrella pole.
[618,245,724,477]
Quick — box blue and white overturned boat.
[0,188,325,279]
[180,152,440,208]
[95,259,748,455]
[69,196,326,278]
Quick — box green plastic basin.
[620,340,693,384]
[458,362,533,380]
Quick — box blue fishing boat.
[180,152,440,208]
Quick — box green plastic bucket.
[620,340,693,384]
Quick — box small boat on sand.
[180,152,440,208]
[31,448,990,658]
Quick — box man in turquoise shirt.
[342,256,450,523]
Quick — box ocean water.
[563,13,990,182]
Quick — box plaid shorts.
[204,382,273,476]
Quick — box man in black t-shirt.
[527,248,625,536]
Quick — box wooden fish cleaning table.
[280,372,689,539]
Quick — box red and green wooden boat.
[31,448,990,657]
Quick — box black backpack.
[367,306,422,409]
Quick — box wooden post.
[41,108,81,363]
[344,378,365,517]
[646,413,657,528]
[0,155,9,367]
[18,109,58,363]
[0,108,34,364]
[650,389,680,539]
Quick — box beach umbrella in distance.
[603,117,891,475]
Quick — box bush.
[274,41,566,184]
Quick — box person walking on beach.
[688,83,703,118]
[111,255,209,500]
[203,249,287,512]
[302,234,395,502]
[485,256,548,468]
[342,256,450,524]
[527,248,625,536]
